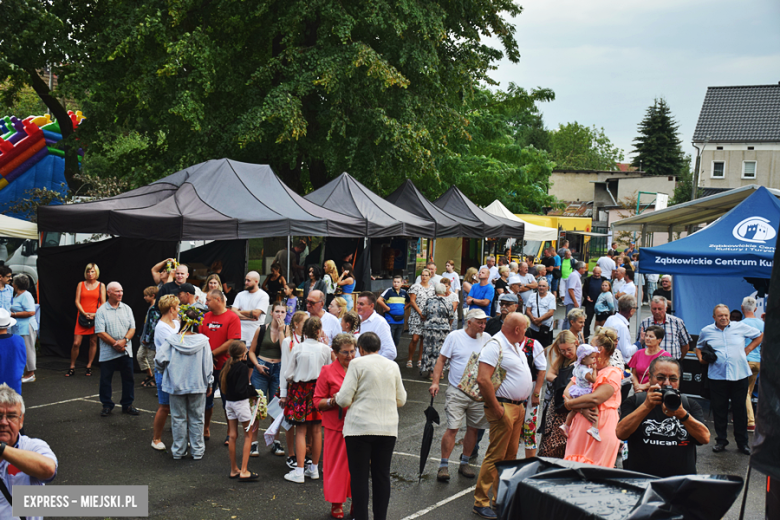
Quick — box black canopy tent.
[37,159,367,239]
[434,186,525,238]
[385,179,483,238]
[305,173,437,238]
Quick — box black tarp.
[385,179,482,238]
[37,159,367,239]
[751,240,780,479]
[495,457,743,520]
[179,239,247,293]
[434,186,524,239]
[305,173,436,238]
[38,238,176,360]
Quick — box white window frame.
[711,160,725,179]
[742,160,757,180]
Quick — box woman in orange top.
[67,263,106,377]
[562,328,622,467]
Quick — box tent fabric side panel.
[672,275,765,335]
[38,238,177,360]
[180,240,247,295]
[434,238,463,274]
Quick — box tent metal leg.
[287,235,290,282]
[432,239,436,262]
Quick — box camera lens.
[661,387,682,410]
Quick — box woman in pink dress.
[563,328,622,467]
[314,333,356,519]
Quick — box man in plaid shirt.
[635,296,692,359]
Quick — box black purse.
[78,312,95,328]
[552,364,575,413]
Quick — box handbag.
[535,292,551,335]
[457,338,507,402]
[78,312,95,329]
[552,364,575,413]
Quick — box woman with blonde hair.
[461,267,479,316]
[201,273,222,294]
[328,296,348,320]
[67,263,106,377]
[538,330,578,458]
[323,260,339,305]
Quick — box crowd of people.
[0,243,767,520]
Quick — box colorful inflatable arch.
[0,111,84,218]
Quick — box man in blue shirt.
[696,304,763,454]
[0,267,12,313]
[0,310,26,395]
[740,297,764,433]
[466,267,494,317]
[377,275,410,350]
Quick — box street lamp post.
[691,135,710,201]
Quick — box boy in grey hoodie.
[155,330,214,459]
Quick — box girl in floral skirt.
[282,316,332,483]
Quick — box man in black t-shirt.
[485,293,517,336]
[652,275,673,313]
[616,357,710,478]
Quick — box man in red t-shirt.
[201,289,242,441]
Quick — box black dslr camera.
[653,386,682,410]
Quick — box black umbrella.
[419,396,440,480]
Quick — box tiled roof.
[693,84,780,143]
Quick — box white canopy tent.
[483,200,557,241]
[0,214,39,240]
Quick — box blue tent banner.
[639,186,779,278]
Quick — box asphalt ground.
[19,304,767,519]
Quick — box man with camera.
[616,358,710,477]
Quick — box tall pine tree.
[631,98,686,177]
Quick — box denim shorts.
[251,359,281,402]
[155,371,169,406]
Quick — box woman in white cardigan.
[335,332,407,520]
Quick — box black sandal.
[85,367,92,376]
[65,368,75,377]
[141,376,154,387]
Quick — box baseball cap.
[498,293,518,303]
[465,308,487,321]
[178,283,197,295]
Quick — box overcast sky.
[491,0,780,162]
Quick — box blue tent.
[639,186,778,278]
[638,186,778,333]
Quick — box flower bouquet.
[246,389,268,432]
[165,259,180,272]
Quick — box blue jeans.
[551,277,560,293]
[155,371,169,405]
[99,355,135,409]
[251,360,281,402]
[389,324,404,348]
[561,304,575,330]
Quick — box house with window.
[693,83,780,189]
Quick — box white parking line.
[78,398,229,426]
[398,485,477,520]
[27,394,100,409]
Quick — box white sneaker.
[214,388,221,398]
[271,441,285,456]
[587,427,602,442]
[22,375,36,383]
[250,441,259,457]
[151,440,166,451]
[284,469,304,483]
[304,465,319,480]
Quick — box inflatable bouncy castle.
[0,111,84,218]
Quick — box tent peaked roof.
[385,180,481,238]
[639,186,780,278]
[483,200,557,241]
[0,213,38,240]
[434,187,524,238]
[305,173,436,238]
[37,159,367,239]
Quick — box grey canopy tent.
[385,179,484,237]
[37,159,367,239]
[434,186,524,238]
[305,173,436,238]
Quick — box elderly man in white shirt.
[305,290,341,345]
[616,271,636,299]
[479,256,500,284]
[355,291,397,361]
[604,294,638,362]
[515,262,538,312]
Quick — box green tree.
[53,0,525,194]
[547,122,624,170]
[670,154,696,205]
[433,84,558,214]
[631,98,686,177]
[0,82,47,117]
